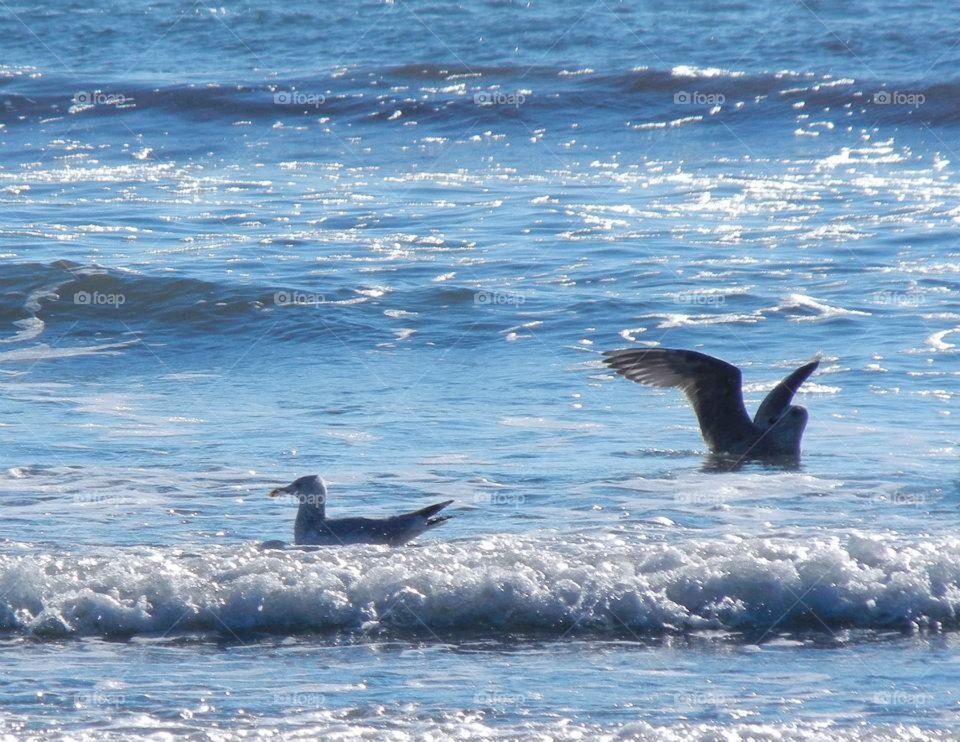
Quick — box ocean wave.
[4,67,959,129]
[3,531,959,639]
[0,261,545,355]
[0,261,392,348]
[60,714,947,741]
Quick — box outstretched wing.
[752,358,820,428]
[603,347,757,451]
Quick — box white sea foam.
[14,711,944,741]
[0,339,138,362]
[777,294,872,321]
[4,532,960,639]
[83,713,945,741]
[927,329,958,351]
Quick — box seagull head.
[269,474,327,510]
[762,405,809,453]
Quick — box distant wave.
[0,261,527,352]
[2,531,958,639]
[0,261,386,345]
[3,67,959,129]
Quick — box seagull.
[266,475,454,546]
[603,347,820,460]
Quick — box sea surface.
[1,1,959,739]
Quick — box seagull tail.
[388,501,453,546]
[412,499,454,524]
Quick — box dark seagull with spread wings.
[603,347,820,461]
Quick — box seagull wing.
[306,501,454,547]
[603,348,757,451]
[752,358,820,428]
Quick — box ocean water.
[1,0,959,738]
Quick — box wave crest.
[4,532,959,639]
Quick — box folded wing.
[387,499,454,545]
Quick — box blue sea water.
[1,0,959,738]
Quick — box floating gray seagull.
[603,347,820,459]
[267,475,453,546]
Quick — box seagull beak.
[268,487,286,498]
